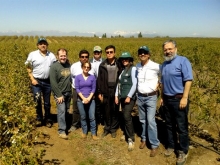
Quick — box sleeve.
[49,64,63,97]
[75,75,81,94]
[182,58,193,81]
[25,53,32,67]
[127,67,137,98]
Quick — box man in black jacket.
[97,45,123,138]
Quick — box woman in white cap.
[115,52,137,151]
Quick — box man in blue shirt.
[160,40,193,165]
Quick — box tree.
[138,32,142,38]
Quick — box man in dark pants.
[25,38,56,127]
[97,45,123,138]
[89,46,104,125]
[160,40,193,165]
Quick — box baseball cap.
[93,46,102,52]
[138,46,150,53]
[37,38,48,44]
[119,52,133,61]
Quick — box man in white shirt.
[25,38,56,127]
[136,46,160,157]
[89,46,104,125]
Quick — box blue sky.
[1,0,220,37]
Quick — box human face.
[57,50,67,64]
[82,63,91,74]
[138,51,150,64]
[105,48,115,60]
[163,42,177,61]
[79,53,89,63]
[93,51,102,60]
[121,58,129,67]
[37,41,48,53]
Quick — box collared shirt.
[70,61,94,88]
[161,55,193,96]
[25,50,56,79]
[90,57,103,78]
[136,60,160,94]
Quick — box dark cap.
[37,38,48,44]
[138,46,150,52]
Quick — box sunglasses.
[106,51,114,54]
[83,66,90,69]
[94,51,101,54]
[122,58,129,61]
[138,51,149,55]
[80,56,89,59]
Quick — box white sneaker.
[58,133,68,140]
[128,138,134,151]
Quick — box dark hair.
[105,45,116,52]
[79,49,90,58]
[162,40,177,48]
[57,48,68,55]
[81,61,92,69]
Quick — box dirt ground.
[35,108,220,165]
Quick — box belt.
[35,77,49,81]
[138,91,157,97]
[163,94,183,99]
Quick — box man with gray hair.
[160,40,193,165]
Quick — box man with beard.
[160,40,193,165]
[50,48,72,139]
[25,38,56,127]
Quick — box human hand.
[98,94,103,103]
[32,79,38,85]
[125,97,130,104]
[179,97,188,109]
[56,96,64,104]
[115,96,119,105]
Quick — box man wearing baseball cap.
[136,46,160,157]
[90,46,104,125]
[25,37,56,127]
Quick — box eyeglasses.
[83,66,90,69]
[80,56,89,59]
[38,42,47,45]
[106,51,114,54]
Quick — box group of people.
[25,38,193,165]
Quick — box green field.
[0,36,220,164]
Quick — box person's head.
[81,61,92,74]
[57,48,68,64]
[162,40,177,61]
[37,37,48,53]
[138,46,150,64]
[105,45,116,61]
[119,52,133,67]
[79,49,90,63]
[93,46,102,60]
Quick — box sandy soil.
[35,109,220,165]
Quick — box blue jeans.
[137,94,160,148]
[56,92,71,134]
[163,97,189,154]
[77,99,96,135]
[32,79,51,121]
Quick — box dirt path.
[35,111,220,165]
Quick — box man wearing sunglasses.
[97,45,123,138]
[25,38,56,127]
[69,49,94,132]
[136,46,160,157]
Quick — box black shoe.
[45,119,53,128]
[101,131,109,138]
[111,132,116,138]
